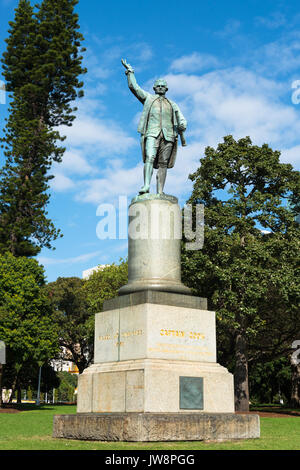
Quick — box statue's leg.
[156,139,173,195]
[139,161,154,194]
[139,137,157,194]
[156,167,167,194]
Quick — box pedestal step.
[77,359,235,414]
[53,412,260,442]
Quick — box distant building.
[51,358,79,374]
[2,389,11,403]
[51,347,79,374]
[82,265,108,279]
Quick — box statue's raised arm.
[121,58,149,104]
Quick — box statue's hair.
[153,78,168,89]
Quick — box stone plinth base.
[53,412,260,442]
[94,291,216,364]
[77,291,235,415]
[77,360,234,414]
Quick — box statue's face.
[153,80,168,95]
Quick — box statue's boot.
[156,167,167,195]
[139,162,153,194]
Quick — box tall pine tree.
[0,0,86,256]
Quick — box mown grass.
[0,404,299,450]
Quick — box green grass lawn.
[0,404,299,450]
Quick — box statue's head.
[153,78,168,95]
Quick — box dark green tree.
[2,361,60,403]
[248,356,292,405]
[182,135,300,411]
[45,277,94,374]
[83,260,128,314]
[45,261,128,374]
[0,0,86,256]
[0,252,59,401]
[55,371,77,403]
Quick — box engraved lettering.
[189,331,205,340]
[160,329,185,337]
[98,335,112,341]
[121,329,143,338]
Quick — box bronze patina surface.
[122,59,187,196]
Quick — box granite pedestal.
[53,291,260,441]
[53,195,260,441]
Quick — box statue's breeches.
[145,134,174,168]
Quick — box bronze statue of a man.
[122,59,187,195]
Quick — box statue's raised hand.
[121,59,134,75]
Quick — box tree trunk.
[0,364,2,408]
[234,332,250,412]
[290,359,300,408]
[17,386,22,404]
[8,365,22,404]
[8,376,17,404]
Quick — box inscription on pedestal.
[179,376,204,410]
[99,329,143,346]
[94,303,216,363]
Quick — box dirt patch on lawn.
[0,407,21,413]
[237,410,300,418]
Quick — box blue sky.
[0,0,300,282]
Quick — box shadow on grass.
[0,403,76,412]
[250,403,300,416]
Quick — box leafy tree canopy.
[0,252,59,391]
[83,259,128,315]
[45,277,93,374]
[46,260,128,374]
[182,135,300,411]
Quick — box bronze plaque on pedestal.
[180,376,203,410]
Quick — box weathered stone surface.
[103,290,207,311]
[131,193,178,205]
[76,360,234,414]
[95,301,215,364]
[118,198,191,296]
[53,412,260,442]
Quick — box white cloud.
[280,145,300,166]
[51,148,96,192]
[38,250,103,266]
[61,115,136,155]
[164,142,205,199]
[215,19,241,38]
[132,43,153,62]
[253,34,300,76]
[170,52,220,73]
[165,68,300,157]
[83,38,153,78]
[54,149,94,176]
[76,163,143,205]
[51,172,75,192]
[255,12,286,29]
